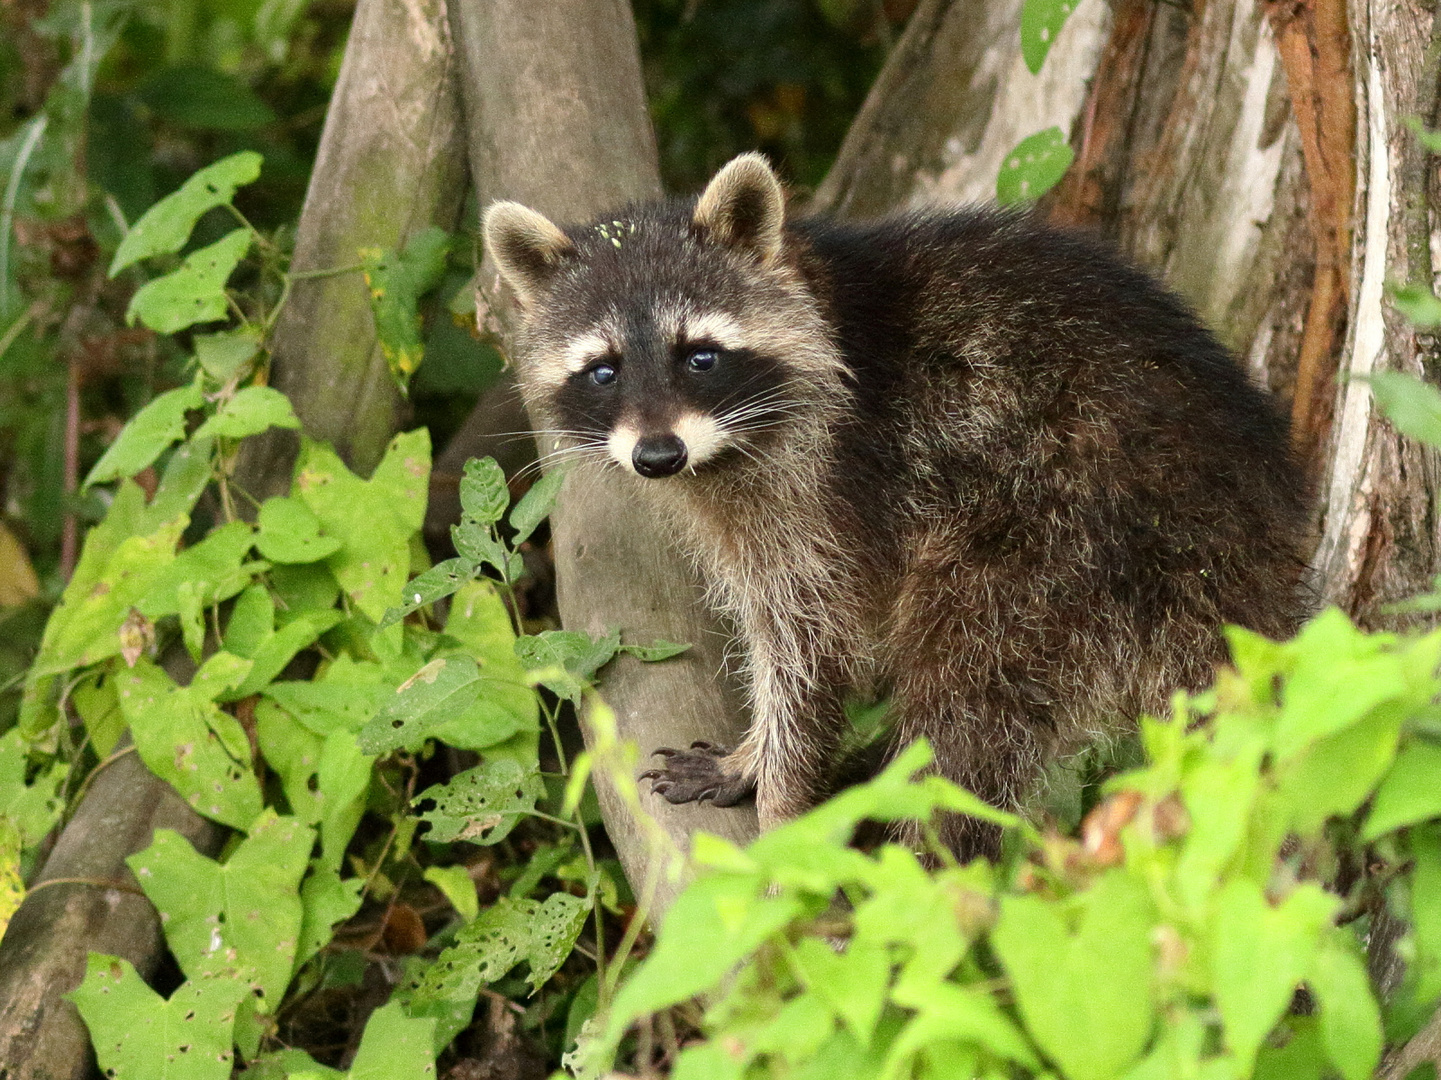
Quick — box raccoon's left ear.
[484,201,577,306]
[693,152,785,264]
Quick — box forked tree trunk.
[447,0,757,915]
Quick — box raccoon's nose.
[632,434,688,478]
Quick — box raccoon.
[483,153,1307,858]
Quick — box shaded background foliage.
[0,0,902,729]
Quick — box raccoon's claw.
[641,743,754,807]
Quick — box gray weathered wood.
[251,0,468,483]
[448,0,757,915]
[0,744,224,1080]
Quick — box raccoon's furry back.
[484,155,1309,856]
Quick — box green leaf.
[884,983,1040,1072]
[191,386,301,441]
[378,558,471,630]
[68,956,248,1080]
[135,519,259,618]
[82,382,205,488]
[127,228,253,334]
[515,628,622,699]
[412,757,544,845]
[0,728,68,847]
[262,657,387,736]
[194,327,262,383]
[992,871,1155,1080]
[127,811,313,1006]
[1211,880,1337,1071]
[791,935,889,1045]
[606,876,802,1043]
[109,150,262,276]
[1363,739,1441,839]
[1367,370,1441,446]
[996,127,1074,206]
[429,581,537,750]
[1021,0,1078,73]
[223,609,346,701]
[361,227,451,387]
[424,865,480,920]
[117,657,264,830]
[1388,284,1441,329]
[294,431,431,622]
[296,865,364,972]
[1410,826,1441,1004]
[1274,704,1403,836]
[508,466,566,545]
[459,457,509,526]
[1405,115,1441,153]
[358,656,483,755]
[348,1002,437,1080]
[255,496,343,564]
[620,639,690,663]
[1309,936,1382,1080]
[397,894,587,1048]
[30,515,186,676]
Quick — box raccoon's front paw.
[640,741,755,807]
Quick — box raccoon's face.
[484,154,846,480]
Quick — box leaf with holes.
[68,954,248,1080]
[82,382,205,488]
[191,386,300,441]
[412,757,544,845]
[1021,0,1079,73]
[378,558,472,630]
[358,656,483,755]
[459,457,509,526]
[397,894,586,1049]
[109,150,262,276]
[127,228,253,334]
[996,127,1075,206]
[127,811,312,1006]
[116,656,263,830]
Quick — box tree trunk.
[447,0,757,915]
[248,0,469,486]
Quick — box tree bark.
[0,743,225,1080]
[247,0,469,486]
[447,0,757,914]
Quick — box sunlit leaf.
[191,386,300,441]
[127,228,252,334]
[82,382,205,488]
[996,127,1074,206]
[109,150,262,276]
[1021,0,1079,73]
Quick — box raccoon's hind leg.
[641,742,754,807]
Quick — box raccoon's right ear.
[693,152,785,264]
[483,201,576,305]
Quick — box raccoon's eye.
[686,348,719,373]
[588,363,617,386]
